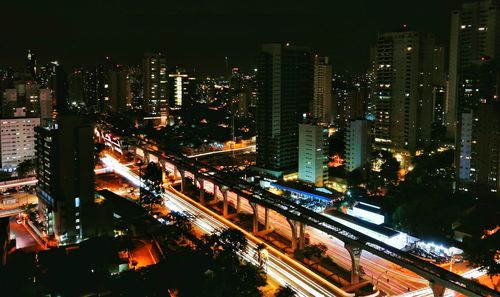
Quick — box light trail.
[187,145,256,158]
[101,154,489,297]
[163,188,352,297]
[102,154,352,297]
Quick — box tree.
[463,230,500,279]
[303,243,328,260]
[94,142,106,164]
[142,162,163,193]
[346,168,364,187]
[380,154,400,183]
[140,162,163,212]
[161,211,193,244]
[16,159,36,177]
[275,285,297,297]
[24,203,38,224]
[0,171,11,181]
[139,190,163,214]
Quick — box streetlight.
[372,270,389,291]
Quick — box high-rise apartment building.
[109,65,131,113]
[448,0,500,140]
[298,123,328,186]
[26,50,37,79]
[256,43,313,175]
[168,69,191,110]
[312,56,332,123]
[143,53,168,116]
[332,75,368,126]
[0,118,40,172]
[373,30,444,153]
[39,88,52,122]
[449,1,500,188]
[345,119,370,172]
[2,83,52,119]
[35,115,95,244]
[458,102,499,195]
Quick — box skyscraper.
[458,102,499,196]
[345,119,370,172]
[448,0,500,140]
[312,56,332,123]
[108,65,131,113]
[373,30,443,154]
[449,1,500,186]
[298,123,328,186]
[332,75,368,126]
[0,117,40,172]
[26,49,37,79]
[256,43,313,175]
[35,115,95,244]
[143,53,168,116]
[168,69,190,110]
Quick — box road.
[226,192,429,296]
[9,218,45,252]
[101,154,488,297]
[101,155,353,297]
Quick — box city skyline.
[0,0,454,75]
[0,1,498,296]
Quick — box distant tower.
[298,123,328,186]
[256,43,313,176]
[312,56,332,123]
[345,119,370,172]
[143,53,168,116]
[373,31,443,153]
[35,115,95,244]
[26,49,37,78]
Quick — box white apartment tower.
[298,123,328,186]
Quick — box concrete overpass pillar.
[236,195,241,213]
[429,281,445,297]
[179,170,185,192]
[213,184,219,200]
[249,202,259,234]
[222,190,228,218]
[197,177,205,205]
[345,243,362,284]
[286,219,298,252]
[264,207,269,230]
[298,222,306,250]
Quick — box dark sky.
[0,0,456,75]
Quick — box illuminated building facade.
[458,102,500,195]
[35,115,95,244]
[312,56,332,123]
[298,123,328,187]
[168,69,192,110]
[373,30,444,153]
[345,119,370,172]
[0,117,40,172]
[256,43,313,175]
[143,53,168,116]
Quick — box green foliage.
[16,159,36,177]
[0,170,12,181]
[142,162,162,190]
[275,285,297,297]
[346,168,364,187]
[463,231,500,277]
[139,162,163,212]
[303,243,328,259]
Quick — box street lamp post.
[372,270,389,291]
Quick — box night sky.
[1,0,456,75]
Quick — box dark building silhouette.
[256,43,313,176]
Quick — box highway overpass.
[98,125,499,297]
